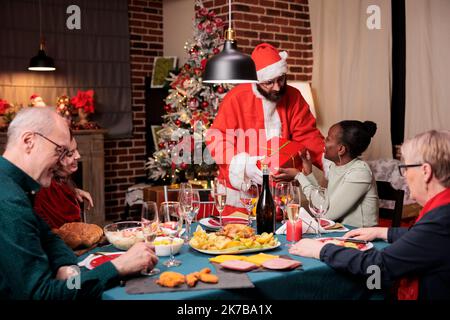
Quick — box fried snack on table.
[190,226,278,252]
[217,224,255,239]
[199,272,219,284]
[185,272,200,287]
[199,267,211,274]
[156,271,185,288]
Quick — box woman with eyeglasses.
[34,136,94,229]
[274,120,379,228]
[289,130,450,300]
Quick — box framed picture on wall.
[151,56,178,88]
[151,125,163,150]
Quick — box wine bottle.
[256,164,276,234]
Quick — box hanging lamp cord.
[39,0,43,49]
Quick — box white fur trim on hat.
[257,51,288,82]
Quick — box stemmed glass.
[160,201,183,267]
[239,181,259,226]
[180,189,200,242]
[308,186,330,238]
[212,178,227,228]
[275,182,290,224]
[179,186,193,243]
[285,185,301,247]
[141,201,161,276]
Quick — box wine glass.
[308,186,330,238]
[286,185,301,247]
[160,201,183,267]
[240,181,259,226]
[182,190,201,241]
[141,201,161,276]
[180,182,193,195]
[275,182,289,224]
[178,187,193,243]
[212,178,227,227]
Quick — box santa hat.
[251,43,288,83]
[30,94,39,100]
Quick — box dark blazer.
[320,203,450,300]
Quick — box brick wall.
[104,0,313,222]
[104,0,163,222]
[203,0,313,81]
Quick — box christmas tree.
[145,0,231,184]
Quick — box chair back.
[376,181,404,227]
[163,186,215,221]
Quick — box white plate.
[78,252,125,270]
[199,217,251,230]
[160,227,185,237]
[190,241,281,255]
[316,237,374,251]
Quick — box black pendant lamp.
[203,0,257,84]
[28,0,55,71]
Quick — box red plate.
[320,219,331,227]
[89,254,122,268]
[317,238,373,251]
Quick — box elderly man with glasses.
[206,43,325,214]
[0,107,158,299]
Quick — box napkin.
[275,208,349,235]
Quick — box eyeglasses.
[260,74,286,88]
[34,132,69,161]
[398,163,423,176]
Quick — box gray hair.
[401,130,450,188]
[6,107,59,149]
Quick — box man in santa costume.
[206,43,325,215]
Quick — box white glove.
[245,156,264,185]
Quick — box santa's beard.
[256,79,287,102]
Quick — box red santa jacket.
[206,83,325,210]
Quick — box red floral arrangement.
[70,90,94,114]
[0,99,10,115]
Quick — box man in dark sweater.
[0,107,158,299]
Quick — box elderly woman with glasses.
[34,135,94,229]
[289,130,450,300]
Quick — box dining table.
[79,223,390,300]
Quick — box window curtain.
[404,0,450,139]
[0,0,132,138]
[309,0,392,160]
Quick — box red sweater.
[34,179,81,229]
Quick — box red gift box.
[256,137,305,175]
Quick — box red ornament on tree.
[180,162,188,170]
[175,119,182,126]
[194,68,202,76]
[217,86,224,94]
[158,142,165,149]
[164,104,172,112]
[213,48,220,55]
[201,101,209,108]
